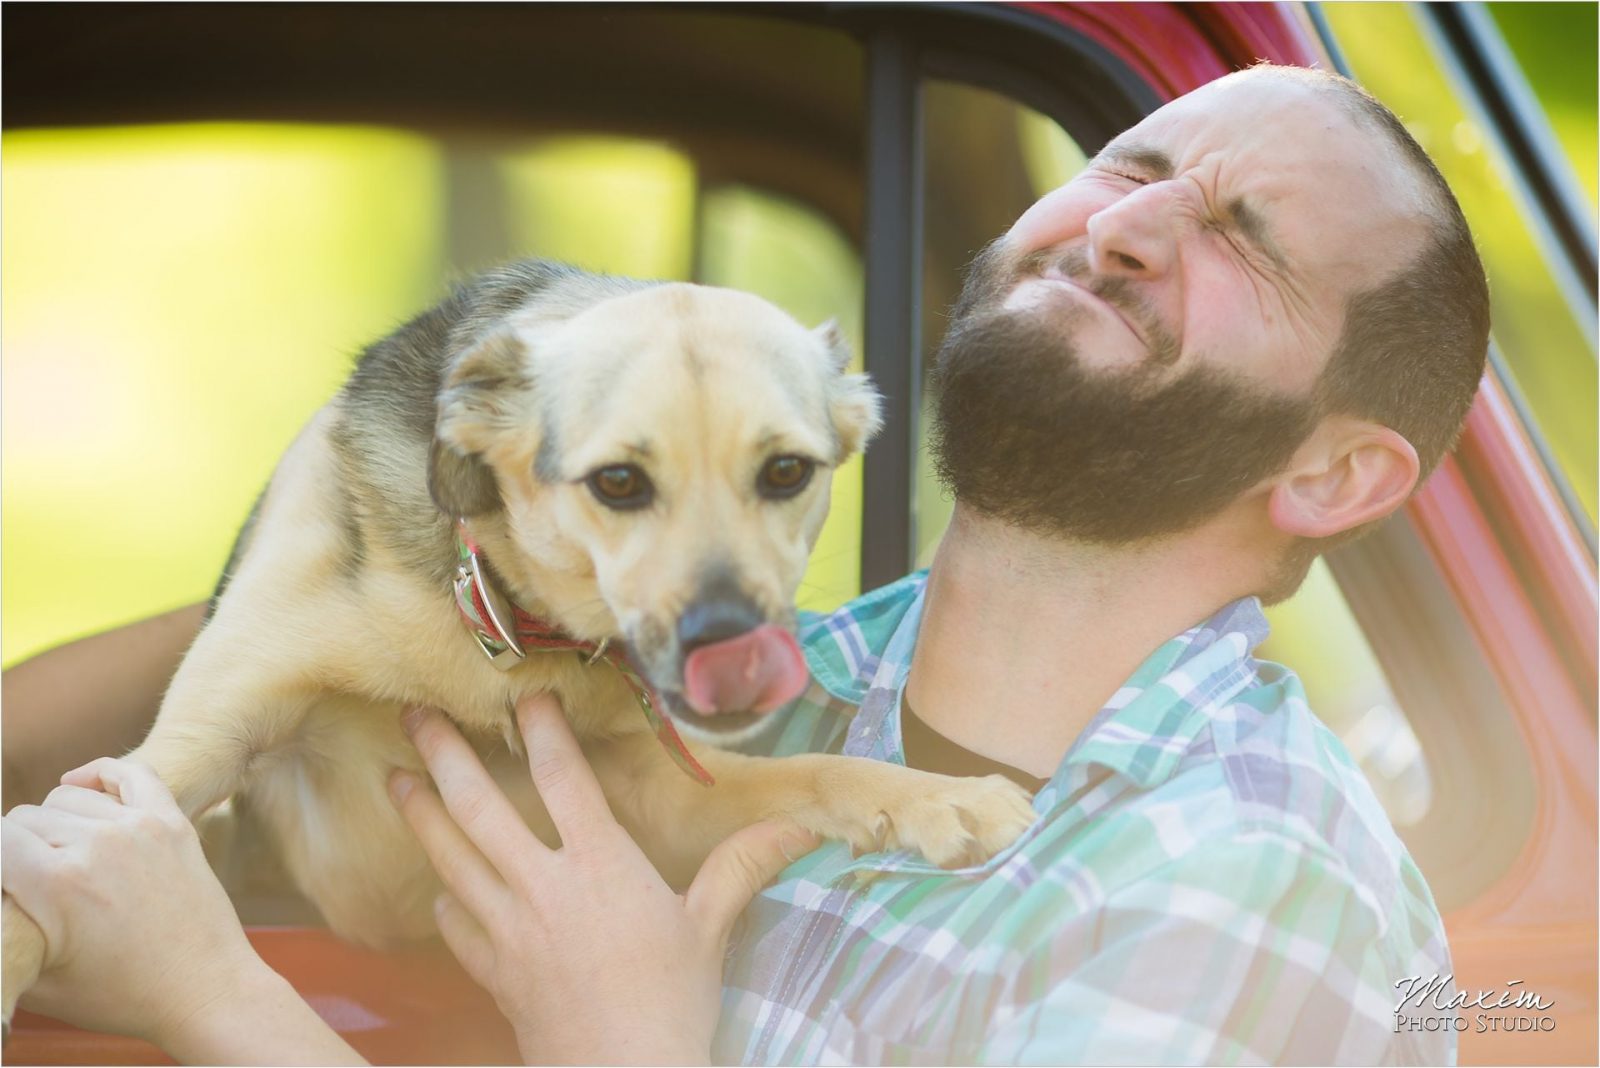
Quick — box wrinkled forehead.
[537,285,838,465]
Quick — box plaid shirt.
[714,572,1454,1066]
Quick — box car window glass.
[2,124,445,665]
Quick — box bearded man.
[3,64,1487,1065]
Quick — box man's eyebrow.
[1224,197,1287,267]
[1092,143,1175,180]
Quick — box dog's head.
[430,282,882,742]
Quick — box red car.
[4,4,1593,1064]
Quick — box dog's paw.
[848,774,1037,869]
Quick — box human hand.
[0,759,263,1047]
[392,695,818,1065]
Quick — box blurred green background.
[2,4,1593,839]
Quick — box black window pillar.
[860,29,924,591]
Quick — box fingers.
[41,784,125,820]
[2,822,63,970]
[388,770,512,924]
[685,820,821,940]
[515,694,615,848]
[61,757,130,796]
[1,817,61,912]
[5,804,101,848]
[61,758,182,819]
[401,707,542,873]
[433,891,495,987]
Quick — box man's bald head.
[1244,64,1490,477]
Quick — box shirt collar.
[1055,596,1269,791]
[831,576,1271,793]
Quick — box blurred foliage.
[1323,3,1597,521]
[498,140,697,280]
[2,125,445,665]
[2,127,864,666]
[1489,1,1598,206]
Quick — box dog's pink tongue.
[683,624,807,716]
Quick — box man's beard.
[930,241,1321,543]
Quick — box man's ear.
[1267,417,1419,539]
[429,328,532,518]
[813,319,884,459]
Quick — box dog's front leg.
[590,732,1038,886]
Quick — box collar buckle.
[453,522,526,671]
[449,519,715,786]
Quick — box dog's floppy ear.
[430,328,531,518]
[813,320,884,460]
[428,438,499,518]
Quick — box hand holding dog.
[394,695,818,1065]
[1,758,363,1064]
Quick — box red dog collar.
[452,520,713,787]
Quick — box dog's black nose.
[678,593,762,654]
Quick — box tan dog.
[2,261,1035,1026]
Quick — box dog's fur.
[2,262,1035,1023]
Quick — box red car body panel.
[8,3,1594,1064]
[13,932,520,1066]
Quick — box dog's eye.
[757,456,815,499]
[586,465,654,510]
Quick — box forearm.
[162,959,365,1067]
[2,603,206,810]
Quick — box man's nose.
[1085,185,1180,281]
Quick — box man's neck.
[904,506,1257,780]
